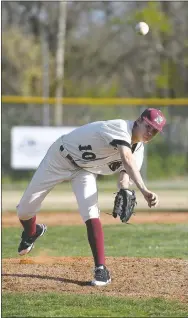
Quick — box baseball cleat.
[91,265,111,286]
[18,224,47,256]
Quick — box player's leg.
[17,139,78,255]
[16,162,53,256]
[71,170,111,286]
[17,167,49,254]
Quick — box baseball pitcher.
[16,108,166,286]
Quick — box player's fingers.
[144,193,158,208]
[150,201,158,207]
[147,197,153,208]
[151,198,157,204]
[151,194,158,202]
[148,194,159,207]
[151,198,159,207]
[151,193,157,200]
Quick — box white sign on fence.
[11,126,77,169]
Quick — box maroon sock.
[85,218,105,267]
[19,216,36,237]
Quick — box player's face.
[137,119,159,143]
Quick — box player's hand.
[142,190,159,208]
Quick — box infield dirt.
[2,211,188,227]
[2,256,188,302]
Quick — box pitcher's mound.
[2,256,188,302]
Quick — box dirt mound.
[2,211,188,227]
[2,256,188,302]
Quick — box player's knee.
[16,203,35,220]
[81,206,100,223]
[16,203,28,220]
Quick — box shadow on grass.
[2,273,91,286]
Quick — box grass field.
[2,222,188,317]
[2,224,188,259]
[3,293,188,317]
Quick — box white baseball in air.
[135,22,149,35]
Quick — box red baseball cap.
[141,108,166,132]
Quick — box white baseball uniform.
[17,120,144,222]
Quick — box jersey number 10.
[78,144,96,160]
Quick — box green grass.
[2,293,188,317]
[2,224,188,259]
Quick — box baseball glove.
[112,189,137,223]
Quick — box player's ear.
[136,117,142,126]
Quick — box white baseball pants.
[16,137,100,222]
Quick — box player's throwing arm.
[118,145,159,208]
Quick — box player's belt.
[60,145,79,168]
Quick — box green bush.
[148,153,186,180]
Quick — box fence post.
[39,5,50,126]
[55,1,67,126]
